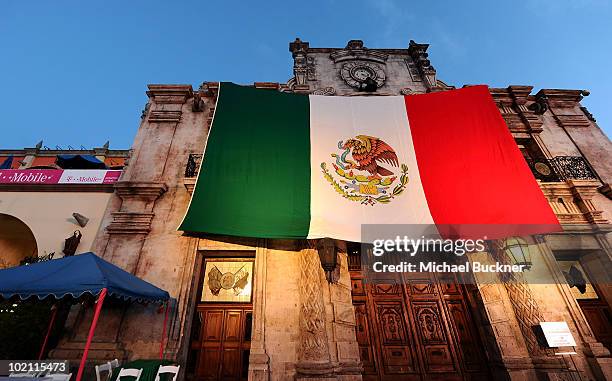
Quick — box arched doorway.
[0,213,38,269]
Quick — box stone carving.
[340,61,386,90]
[192,92,204,112]
[330,40,388,64]
[490,241,552,357]
[376,302,406,344]
[580,106,596,122]
[140,102,150,120]
[529,96,548,115]
[400,87,415,95]
[312,87,336,96]
[289,38,315,89]
[416,306,444,344]
[296,244,333,376]
[407,40,437,90]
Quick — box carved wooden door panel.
[578,299,612,351]
[350,268,490,381]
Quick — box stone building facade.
[49,39,612,380]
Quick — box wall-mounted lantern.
[503,237,532,270]
[63,230,82,256]
[317,238,339,283]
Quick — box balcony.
[184,153,202,194]
[185,153,202,178]
[529,156,597,182]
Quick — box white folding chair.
[95,359,120,381]
[45,373,73,381]
[117,368,143,381]
[9,371,44,377]
[154,365,180,381]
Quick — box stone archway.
[0,213,38,269]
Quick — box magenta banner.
[0,169,122,185]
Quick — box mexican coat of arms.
[321,135,408,205]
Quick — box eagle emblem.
[321,135,408,205]
[207,264,250,296]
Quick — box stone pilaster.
[296,246,335,380]
[324,251,362,381]
[249,242,270,381]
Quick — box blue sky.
[1,0,610,149]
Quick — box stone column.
[249,241,270,381]
[296,245,335,380]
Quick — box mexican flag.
[179,83,560,242]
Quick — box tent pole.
[159,301,170,359]
[38,303,58,360]
[76,288,107,381]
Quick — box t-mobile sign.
[0,169,122,185]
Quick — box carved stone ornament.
[312,87,336,96]
[400,87,415,95]
[340,61,386,90]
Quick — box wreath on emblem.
[321,135,409,205]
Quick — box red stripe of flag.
[404,85,561,239]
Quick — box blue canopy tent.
[55,154,107,169]
[0,252,170,381]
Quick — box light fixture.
[317,238,339,283]
[72,212,89,227]
[63,230,82,256]
[503,237,532,270]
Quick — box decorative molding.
[489,86,544,133]
[568,179,609,224]
[329,40,388,64]
[114,181,167,202]
[147,110,182,123]
[146,84,193,104]
[145,84,193,123]
[407,40,437,90]
[339,61,386,90]
[535,89,587,108]
[556,114,591,129]
[312,87,336,96]
[106,212,155,234]
[183,177,196,194]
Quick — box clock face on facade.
[340,61,386,89]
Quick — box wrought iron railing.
[528,156,597,182]
[550,156,598,180]
[185,153,202,178]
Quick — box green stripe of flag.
[179,82,311,238]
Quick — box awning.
[56,154,107,169]
[0,252,169,303]
[0,253,170,380]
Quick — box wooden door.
[186,256,255,381]
[350,257,490,380]
[192,305,252,381]
[579,299,612,351]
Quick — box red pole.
[38,304,57,360]
[38,304,58,360]
[76,288,107,381]
[159,302,170,359]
